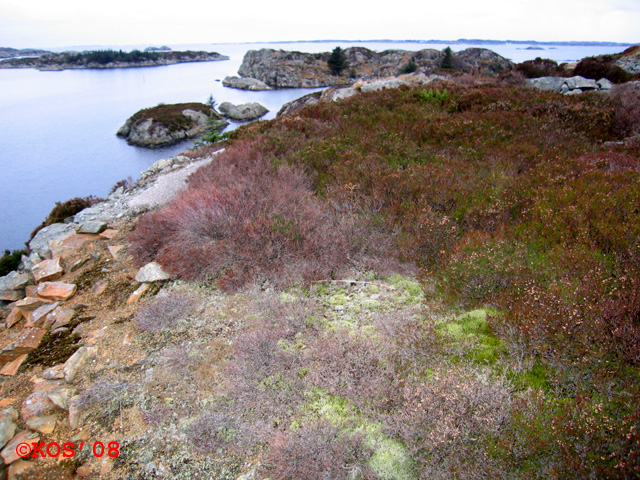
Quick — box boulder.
[28,223,77,259]
[218,102,269,121]
[135,262,171,283]
[222,76,273,90]
[565,76,598,90]
[277,91,323,117]
[597,78,614,90]
[0,271,31,301]
[525,76,566,92]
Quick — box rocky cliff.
[236,46,514,88]
[117,103,227,148]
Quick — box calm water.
[0,41,630,251]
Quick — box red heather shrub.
[574,56,631,84]
[260,420,375,480]
[610,82,640,138]
[129,138,391,291]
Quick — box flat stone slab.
[35,282,76,301]
[77,220,107,234]
[31,258,64,283]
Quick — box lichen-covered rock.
[218,102,269,120]
[135,262,171,283]
[28,222,77,259]
[117,103,227,148]
[222,76,273,90]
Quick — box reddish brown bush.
[305,329,396,409]
[129,138,391,291]
[515,58,561,78]
[610,82,640,138]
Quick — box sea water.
[0,41,629,251]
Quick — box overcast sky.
[0,0,638,49]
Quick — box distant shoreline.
[216,38,636,48]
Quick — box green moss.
[386,275,423,304]
[328,294,349,306]
[514,359,551,391]
[439,308,505,363]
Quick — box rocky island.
[0,49,228,70]
[0,47,50,59]
[116,102,227,148]
[230,46,513,88]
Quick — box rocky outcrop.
[117,102,227,148]
[237,47,514,88]
[617,45,640,75]
[277,74,447,117]
[526,75,613,94]
[222,76,273,90]
[218,102,269,120]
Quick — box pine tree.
[328,47,349,76]
[441,47,453,70]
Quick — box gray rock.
[47,386,76,411]
[617,57,640,75]
[222,76,273,91]
[360,78,410,92]
[219,102,269,120]
[597,78,614,90]
[77,220,107,234]
[277,91,322,117]
[0,411,16,450]
[565,76,598,90]
[63,346,92,383]
[28,222,77,259]
[0,271,31,301]
[525,76,566,92]
[565,88,583,95]
[135,262,171,282]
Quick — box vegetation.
[400,59,418,74]
[328,46,349,76]
[515,57,562,78]
[127,102,221,134]
[29,195,103,241]
[574,54,633,83]
[129,78,640,478]
[0,249,26,276]
[441,46,454,69]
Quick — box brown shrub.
[135,291,199,333]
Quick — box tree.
[401,58,418,74]
[441,47,454,70]
[328,47,349,76]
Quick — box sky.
[0,0,638,49]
